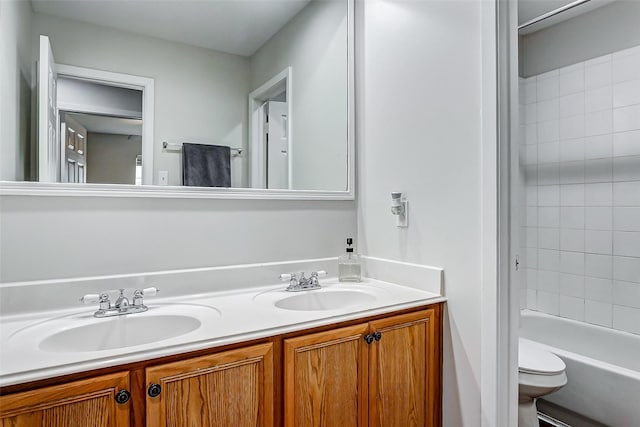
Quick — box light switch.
[159,170,169,186]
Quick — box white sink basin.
[9,303,220,353]
[275,290,376,311]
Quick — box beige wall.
[86,133,142,185]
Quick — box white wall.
[0,0,33,181]
[250,0,348,191]
[86,133,142,185]
[33,12,251,187]
[519,0,640,77]
[520,45,640,335]
[357,1,482,424]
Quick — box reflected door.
[266,101,289,189]
[60,114,87,183]
[38,35,59,182]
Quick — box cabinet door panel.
[0,372,130,427]
[146,342,273,427]
[369,309,437,427]
[283,323,369,427]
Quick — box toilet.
[518,338,567,427]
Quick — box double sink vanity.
[0,272,444,426]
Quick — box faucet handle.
[141,287,159,296]
[279,273,296,282]
[79,293,101,304]
[311,270,327,278]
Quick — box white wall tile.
[526,227,538,247]
[538,164,560,185]
[539,207,560,227]
[538,185,560,206]
[526,269,538,289]
[585,277,612,303]
[525,145,538,165]
[560,273,585,297]
[612,305,640,334]
[537,291,560,315]
[526,247,538,269]
[527,207,538,227]
[585,110,613,136]
[585,134,613,159]
[585,229,612,255]
[613,130,640,157]
[559,92,585,118]
[612,50,640,84]
[585,300,612,327]
[539,142,560,163]
[537,73,559,101]
[560,295,585,321]
[585,59,612,90]
[538,99,560,122]
[560,184,584,206]
[613,104,640,133]
[539,249,560,271]
[613,280,640,309]
[613,79,640,108]
[538,270,560,293]
[524,79,537,104]
[560,228,585,252]
[560,139,585,162]
[538,120,560,143]
[613,256,640,283]
[613,155,640,181]
[538,228,560,249]
[613,231,640,257]
[614,207,640,231]
[585,85,612,113]
[585,253,613,279]
[560,206,585,229]
[525,103,537,124]
[584,158,613,183]
[525,124,537,145]
[585,183,613,206]
[613,181,640,206]
[526,186,537,206]
[560,250,585,275]
[585,207,612,230]
[560,115,585,140]
[559,65,584,96]
[526,289,537,310]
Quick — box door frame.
[248,67,293,189]
[54,64,155,185]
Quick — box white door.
[38,35,59,182]
[266,101,289,189]
[60,114,87,183]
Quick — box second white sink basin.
[275,290,376,311]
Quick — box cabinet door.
[283,323,369,427]
[0,371,130,427]
[368,309,438,427]
[146,342,274,427]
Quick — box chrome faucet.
[281,271,326,292]
[80,287,159,318]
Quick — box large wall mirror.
[0,0,354,199]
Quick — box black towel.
[182,143,231,187]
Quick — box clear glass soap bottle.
[338,238,361,282]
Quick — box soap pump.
[338,238,361,282]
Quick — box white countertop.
[0,278,444,387]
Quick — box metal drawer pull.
[147,383,162,398]
[115,390,131,404]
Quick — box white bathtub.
[520,310,640,427]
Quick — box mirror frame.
[0,0,355,201]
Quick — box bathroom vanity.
[0,279,444,427]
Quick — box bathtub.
[520,310,640,426]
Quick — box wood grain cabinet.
[0,371,130,427]
[145,342,274,427]
[284,309,439,427]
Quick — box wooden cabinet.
[283,323,370,427]
[145,342,274,427]
[0,304,441,427]
[284,309,439,427]
[0,372,130,427]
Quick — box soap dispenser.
[338,238,361,282]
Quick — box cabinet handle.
[373,331,382,341]
[147,383,162,398]
[115,390,131,404]
[364,334,374,344]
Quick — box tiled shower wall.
[519,45,640,335]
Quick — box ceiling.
[31,0,312,57]
[519,0,616,33]
[66,113,142,137]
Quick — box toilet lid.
[519,339,566,375]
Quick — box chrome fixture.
[80,287,159,318]
[391,192,408,227]
[280,271,327,292]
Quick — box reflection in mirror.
[0,0,350,192]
